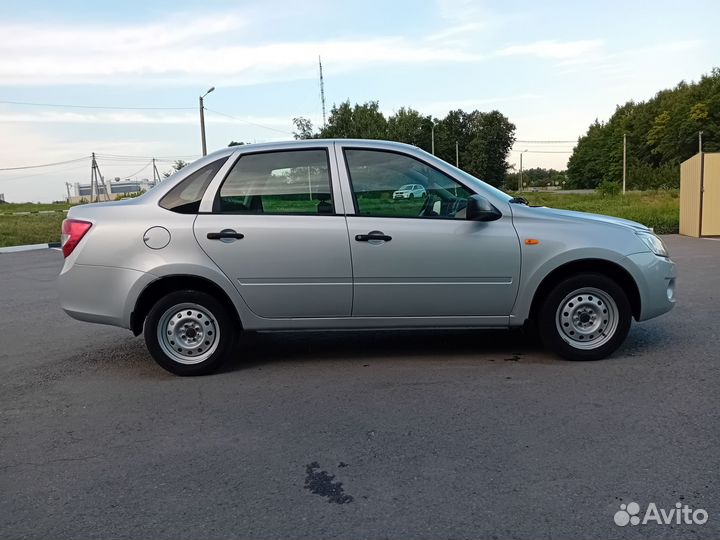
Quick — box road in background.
[1,236,718,539]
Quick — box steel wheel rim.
[157,303,219,365]
[555,287,619,350]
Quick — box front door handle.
[355,230,392,242]
[207,229,244,240]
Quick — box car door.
[194,146,352,318]
[339,146,521,318]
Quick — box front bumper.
[58,263,155,329]
[624,252,677,321]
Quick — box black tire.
[408,193,415,199]
[538,273,631,361]
[144,290,237,376]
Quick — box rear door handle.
[207,229,244,240]
[355,230,392,242]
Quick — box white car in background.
[393,183,426,199]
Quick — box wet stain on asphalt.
[304,462,353,504]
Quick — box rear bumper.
[58,263,155,329]
[624,252,677,321]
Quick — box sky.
[0,0,718,202]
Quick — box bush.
[597,181,621,197]
[116,189,146,200]
[627,160,679,190]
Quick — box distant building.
[0,193,5,203]
[69,177,157,203]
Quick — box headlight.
[636,231,669,257]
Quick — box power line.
[0,153,197,174]
[95,152,200,159]
[0,162,90,182]
[107,161,153,180]
[510,150,573,154]
[95,154,198,163]
[515,139,576,144]
[0,100,194,111]
[0,156,88,171]
[204,107,293,135]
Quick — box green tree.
[568,68,720,189]
[320,100,388,139]
[163,159,188,178]
[431,109,515,186]
[295,100,515,187]
[387,107,432,151]
[461,110,516,186]
[292,117,316,140]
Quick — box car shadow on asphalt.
[57,323,667,379]
[216,328,558,374]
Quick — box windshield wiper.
[509,197,529,205]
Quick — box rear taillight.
[61,219,92,258]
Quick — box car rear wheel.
[144,290,236,375]
[538,273,631,361]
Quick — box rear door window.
[215,149,334,215]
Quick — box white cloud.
[0,110,297,130]
[496,39,604,60]
[0,14,483,86]
[406,93,541,117]
[427,22,487,42]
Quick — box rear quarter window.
[159,157,228,214]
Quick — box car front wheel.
[538,273,631,361]
[144,290,236,375]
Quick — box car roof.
[205,139,419,158]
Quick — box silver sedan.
[58,140,676,375]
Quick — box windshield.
[451,166,513,203]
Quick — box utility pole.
[90,153,97,202]
[199,86,215,156]
[699,130,703,154]
[90,152,109,202]
[152,158,162,184]
[431,122,435,155]
[65,182,71,201]
[318,56,327,129]
[519,152,523,192]
[622,133,627,194]
[90,153,95,201]
[518,149,527,192]
[455,141,459,167]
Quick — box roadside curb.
[0,209,69,216]
[0,242,61,254]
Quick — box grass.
[517,190,680,234]
[0,202,73,213]
[0,202,72,247]
[0,213,66,247]
[0,191,680,248]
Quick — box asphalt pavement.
[1,235,718,539]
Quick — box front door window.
[344,149,472,219]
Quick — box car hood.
[527,205,651,232]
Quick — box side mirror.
[466,195,502,222]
